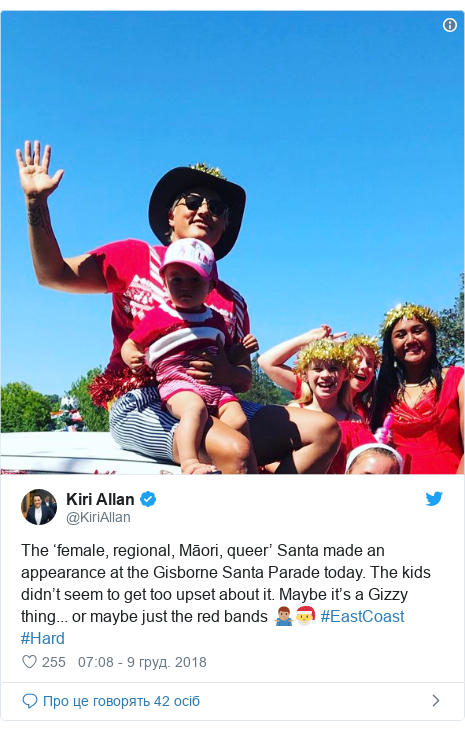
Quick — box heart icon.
[22,655,37,668]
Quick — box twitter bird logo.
[426,492,443,506]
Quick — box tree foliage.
[437,274,464,366]
[68,367,109,432]
[1,382,53,433]
[238,355,290,405]
[44,394,61,412]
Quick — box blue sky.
[2,11,463,397]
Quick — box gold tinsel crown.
[189,163,227,180]
[294,339,351,375]
[345,334,382,367]
[380,303,439,336]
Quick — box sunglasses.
[178,193,228,218]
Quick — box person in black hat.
[16,141,340,474]
[148,162,246,262]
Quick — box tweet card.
[1,8,464,728]
[1,477,463,721]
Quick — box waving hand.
[16,140,64,200]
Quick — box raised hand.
[305,325,347,344]
[16,140,64,201]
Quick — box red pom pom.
[88,366,158,408]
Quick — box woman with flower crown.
[16,141,340,474]
[371,303,464,474]
[259,330,376,473]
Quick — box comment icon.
[22,693,38,709]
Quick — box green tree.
[44,394,61,412]
[1,382,53,432]
[68,367,109,432]
[437,274,464,366]
[238,355,290,405]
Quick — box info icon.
[443,18,457,32]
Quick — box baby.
[121,238,258,474]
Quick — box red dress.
[389,366,463,474]
[354,400,370,425]
[328,420,376,475]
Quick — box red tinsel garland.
[88,366,158,409]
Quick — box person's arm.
[16,140,106,293]
[258,325,344,392]
[456,374,464,474]
[121,339,146,371]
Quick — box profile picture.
[21,490,57,526]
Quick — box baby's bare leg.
[166,392,212,475]
[218,401,248,434]
[218,401,258,474]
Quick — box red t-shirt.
[89,239,250,373]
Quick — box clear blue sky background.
[2,11,463,397]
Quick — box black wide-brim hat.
[148,167,246,261]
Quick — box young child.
[345,334,382,425]
[259,326,380,427]
[259,332,376,473]
[121,238,258,475]
[291,339,376,473]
